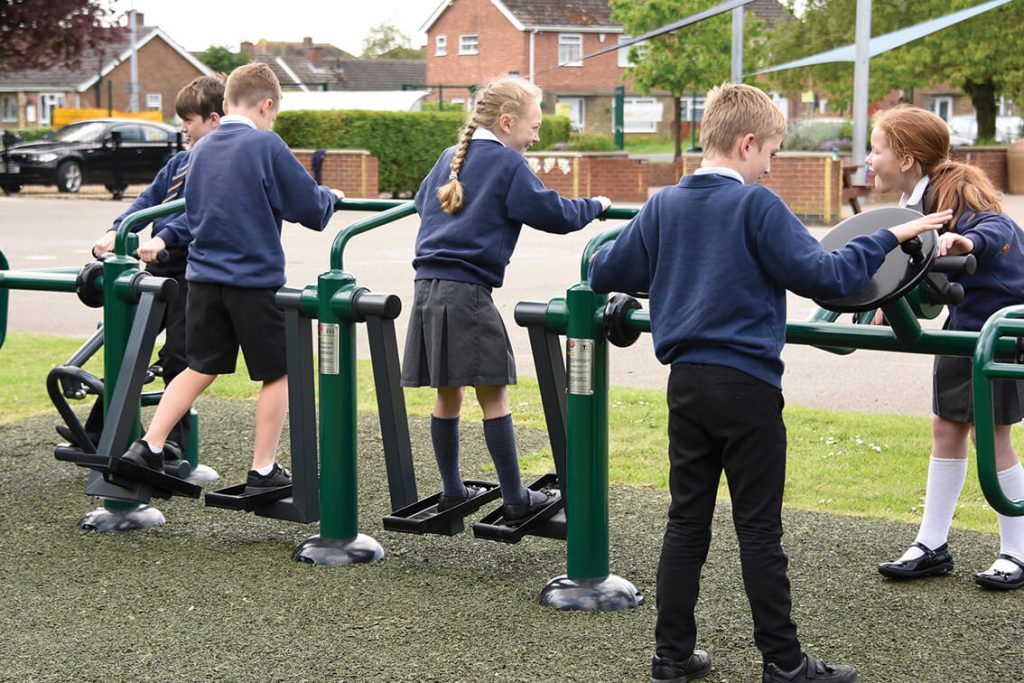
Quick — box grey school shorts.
[933,354,1024,425]
[401,279,516,388]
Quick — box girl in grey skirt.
[870,106,1024,590]
[401,76,610,522]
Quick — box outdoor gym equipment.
[0,201,198,530]
[513,206,1024,612]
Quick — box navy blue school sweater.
[945,210,1024,331]
[413,139,603,288]
[109,150,190,274]
[589,174,899,388]
[162,121,335,288]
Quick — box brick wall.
[524,152,652,203]
[79,36,205,121]
[951,146,1007,192]
[291,149,379,198]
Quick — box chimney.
[309,46,323,66]
[303,37,313,50]
[240,41,254,57]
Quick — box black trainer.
[121,439,165,472]
[503,487,560,524]
[437,484,487,512]
[651,651,712,682]
[763,655,856,683]
[878,541,953,579]
[245,463,292,493]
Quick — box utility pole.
[731,7,743,83]
[852,0,871,182]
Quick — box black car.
[0,118,182,197]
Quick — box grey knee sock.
[431,416,467,498]
[482,414,530,506]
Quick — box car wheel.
[2,183,21,195]
[56,160,82,193]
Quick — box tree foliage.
[197,45,250,74]
[766,0,1024,140]
[360,23,424,60]
[610,0,766,160]
[0,0,118,73]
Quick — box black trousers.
[654,363,801,669]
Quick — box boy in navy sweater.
[125,62,340,491]
[588,83,950,683]
[82,75,224,454]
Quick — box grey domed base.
[292,534,384,566]
[539,574,644,612]
[78,505,166,532]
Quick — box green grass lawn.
[2,332,1015,536]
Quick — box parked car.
[0,118,182,197]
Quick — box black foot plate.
[382,479,500,536]
[205,483,293,511]
[473,473,565,544]
[109,457,201,499]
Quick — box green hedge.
[274,110,570,196]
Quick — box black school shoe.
[877,542,954,579]
[650,651,711,682]
[503,487,561,524]
[437,484,487,512]
[974,554,1024,590]
[245,463,292,493]
[763,655,857,683]
[121,439,165,472]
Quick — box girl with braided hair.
[401,76,610,522]
[869,105,1024,590]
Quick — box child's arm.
[92,152,185,257]
[588,205,655,295]
[943,212,1017,260]
[505,162,605,233]
[268,142,336,231]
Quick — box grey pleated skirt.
[401,279,517,388]
[933,354,1024,425]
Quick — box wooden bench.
[841,164,872,214]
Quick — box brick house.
[420,0,788,136]
[0,13,212,129]
[242,37,425,93]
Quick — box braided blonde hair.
[437,77,543,214]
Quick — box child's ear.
[738,133,756,158]
[499,113,514,133]
[899,154,916,173]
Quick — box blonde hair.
[436,77,543,214]
[700,83,786,158]
[874,105,1002,226]
[225,62,281,110]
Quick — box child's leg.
[432,387,467,498]
[476,385,533,506]
[987,425,1024,572]
[142,368,216,450]
[251,375,288,471]
[898,415,971,560]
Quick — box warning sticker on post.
[566,338,594,396]
[319,322,340,375]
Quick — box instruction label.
[567,338,594,396]
[319,322,340,375]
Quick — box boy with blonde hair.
[123,62,341,492]
[589,83,950,683]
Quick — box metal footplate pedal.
[109,457,201,499]
[382,479,501,536]
[204,484,294,512]
[473,473,565,544]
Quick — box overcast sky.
[108,0,434,55]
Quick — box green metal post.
[614,86,625,150]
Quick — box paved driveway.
[3,194,1023,416]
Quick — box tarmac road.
[3,191,1023,417]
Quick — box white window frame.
[617,35,644,68]
[620,97,660,134]
[931,96,953,122]
[682,96,706,124]
[38,92,65,126]
[435,34,448,56]
[1,94,17,122]
[459,34,479,55]
[145,92,162,111]
[559,33,583,67]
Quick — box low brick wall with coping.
[292,149,379,198]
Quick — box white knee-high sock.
[993,463,1024,572]
[902,456,968,561]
